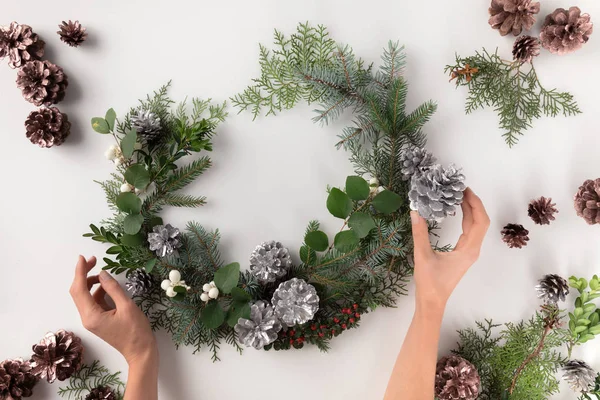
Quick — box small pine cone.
[512,35,541,63]
[0,22,45,69]
[57,20,87,47]
[25,107,71,148]
[574,179,600,225]
[536,274,569,304]
[0,358,39,400]
[409,164,466,222]
[16,60,69,107]
[528,196,558,225]
[126,269,154,296]
[435,355,480,400]
[489,0,540,36]
[540,7,593,55]
[399,145,437,181]
[249,241,293,283]
[501,223,529,248]
[85,386,116,400]
[131,111,162,143]
[563,360,596,393]
[30,330,84,383]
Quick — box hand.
[411,188,490,312]
[69,256,158,366]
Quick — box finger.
[410,211,433,259]
[70,255,98,313]
[92,286,112,311]
[99,271,132,309]
[87,275,100,291]
[455,196,474,250]
[462,189,490,248]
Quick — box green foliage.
[568,275,600,349]
[445,48,581,147]
[304,230,329,252]
[371,190,403,214]
[333,230,359,253]
[201,300,226,329]
[580,374,600,400]
[347,212,376,238]
[345,176,370,201]
[214,262,241,294]
[327,187,353,219]
[57,360,125,400]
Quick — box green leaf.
[304,231,329,252]
[123,214,144,235]
[590,277,600,291]
[105,108,117,131]
[214,262,240,294]
[299,245,316,265]
[348,212,376,238]
[575,325,588,334]
[575,307,584,317]
[121,233,144,247]
[124,164,151,189]
[231,287,252,302]
[590,313,599,326]
[584,303,596,313]
[226,301,251,327]
[145,259,158,273]
[201,300,225,329]
[579,334,595,343]
[120,129,137,158]
[569,320,576,332]
[106,245,122,255]
[326,188,353,219]
[116,192,142,214]
[91,117,110,134]
[576,297,583,308]
[345,176,370,201]
[149,217,163,228]
[334,230,359,253]
[578,319,592,326]
[173,286,187,294]
[372,190,403,214]
[588,325,600,335]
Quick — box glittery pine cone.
[435,355,480,400]
[57,20,87,47]
[147,224,182,257]
[563,360,596,393]
[527,196,558,225]
[25,107,71,148]
[501,223,529,249]
[85,386,116,400]
[249,241,293,283]
[489,0,540,36]
[574,179,600,225]
[536,274,569,304]
[399,145,437,181]
[125,269,154,296]
[512,35,541,63]
[0,22,45,69]
[16,60,68,107]
[234,301,282,349]
[409,164,466,221]
[540,7,593,55]
[131,111,162,143]
[0,358,39,400]
[272,278,319,326]
[30,330,84,383]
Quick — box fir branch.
[162,157,212,193]
[158,193,206,208]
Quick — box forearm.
[124,349,159,400]
[384,303,444,400]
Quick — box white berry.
[166,287,177,298]
[377,186,384,193]
[120,183,133,193]
[208,287,219,299]
[369,177,379,186]
[202,283,211,292]
[200,293,210,302]
[169,270,181,283]
[209,281,216,288]
[161,279,171,291]
[113,158,123,166]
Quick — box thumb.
[99,271,131,308]
[410,211,433,258]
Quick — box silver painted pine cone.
[249,241,293,283]
[409,164,466,221]
[148,224,182,257]
[234,301,282,349]
[399,145,437,181]
[272,278,319,326]
[563,360,596,393]
[535,274,569,304]
[126,269,154,296]
[131,111,162,143]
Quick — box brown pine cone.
[0,358,39,400]
[25,107,71,148]
[574,179,600,225]
[528,196,558,225]
[512,35,541,63]
[435,355,480,400]
[489,0,540,36]
[16,60,68,107]
[30,330,84,383]
[540,7,593,55]
[57,20,87,47]
[85,386,116,400]
[0,22,45,69]
[501,223,529,248]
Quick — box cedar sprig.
[57,360,125,400]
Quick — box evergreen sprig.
[57,360,125,400]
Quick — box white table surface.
[2,0,600,399]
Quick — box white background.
[1,0,600,399]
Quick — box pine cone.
[272,278,319,326]
[0,22,45,69]
[512,35,541,63]
[57,20,87,47]
[249,241,293,283]
[235,301,282,350]
[125,269,154,296]
[16,60,68,107]
[536,274,569,304]
[25,107,71,148]
[501,223,529,248]
[574,179,600,225]
[435,355,480,400]
[85,386,116,400]
[563,360,596,393]
[489,0,540,36]
[528,196,558,225]
[131,111,162,143]
[540,7,593,55]
[399,145,437,181]
[30,330,84,383]
[0,359,39,400]
[409,164,466,222]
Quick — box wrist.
[415,297,446,320]
[127,344,159,371]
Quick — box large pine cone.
[0,358,39,400]
[501,223,529,248]
[512,35,541,63]
[435,355,480,400]
[30,330,84,383]
[489,0,540,36]
[85,386,116,400]
[574,179,600,225]
[57,20,87,47]
[25,107,71,148]
[540,7,593,55]
[528,196,558,225]
[0,22,45,69]
[16,60,68,107]
[409,164,466,222]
